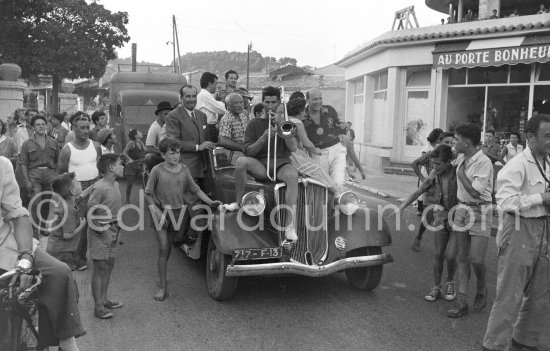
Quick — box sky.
[96,0,444,68]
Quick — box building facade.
[338,10,550,170]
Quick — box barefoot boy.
[87,154,123,319]
[145,137,221,301]
[46,172,86,270]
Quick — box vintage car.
[184,147,394,301]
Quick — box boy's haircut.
[91,110,106,124]
[455,123,482,146]
[25,109,38,117]
[128,128,138,141]
[525,114,550,135]
[51,113,64,123]
[262,86,280,102]
[430,144,453,163]
[179,84,197,97]
[287,97,306,116]
[200,72,218,89]
[509,131,521,141]
[252,103,264,117]
[427,128,444,143]
[30,114,47,126]
[52,172,76,198]
[225,69,238,80]
[97,153,121,175]
[485,129,496,136]
[289,91,305,100]
[159,137,180,154]
[70,111,90,126]
[439,131,454,141]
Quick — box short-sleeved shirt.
[20,133,60,169]
[456,150,493,203]
[303,105,346,149]
[218,111,251,144]
[87,179,121,226]
[145,163,200,209]
[243,117,291,162]
[47,199,80,253]
[145,120,166,149]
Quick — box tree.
[0,0,130,112]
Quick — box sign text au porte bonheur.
[433,45,550,68]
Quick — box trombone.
[266,86,297,181]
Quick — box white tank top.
[68,140,98,181]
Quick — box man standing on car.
[165,85,216,244]
[196,72,227,143]
[303,88,347,192]
[216,70,239,103]
[483,114,550,351]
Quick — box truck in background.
[108,71,187,152]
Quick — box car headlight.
[337,191,359,215]
[241,191,266,216]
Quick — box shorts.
[47,251,77,270]
[260,157,292,173]
[452,204,493,237]
[431,208,453,235]
[149,204,185,233]
[88,225,120,260]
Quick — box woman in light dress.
[283,95,340,197]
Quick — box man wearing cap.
[89,110,108,141]
[144,101,171,172]
[196,72,226,143]
[218,93,251,152]
[303,88,347,192]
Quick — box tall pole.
[246,42,252,91]
[172,17,176,74]
[173,15,182,74]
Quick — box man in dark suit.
[164,85,216,245]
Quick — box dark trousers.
[34,248,85,345]
[75,179,97,266]
[205,124,219,143]
[28,168,55,234]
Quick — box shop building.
[337,2,550,171]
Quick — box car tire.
[206,235,238,301]
[344,246,383,291]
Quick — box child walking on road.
[145,138,221,301]
[87,154,124,319]
[46,172,86,270]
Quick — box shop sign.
[433,45,550,69]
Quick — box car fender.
[211,211,279,256]
[326,206,392,261]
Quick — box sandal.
[94,307,113,319]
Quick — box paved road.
[68,186,549,351]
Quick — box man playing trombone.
[226,86,299,243]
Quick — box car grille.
[276,179,328,265]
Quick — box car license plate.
[233,248,282,261]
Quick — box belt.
[506,213,550,220]
[459,201,491,206]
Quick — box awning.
[433,35,550,69]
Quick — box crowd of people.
[2,67,546,350]
[401,119,549,350]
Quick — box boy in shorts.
[87,154,124,319]
[145,137,221,301]
[46,172,86,270]
[396,145,458,302]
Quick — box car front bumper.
[225,253,393,277]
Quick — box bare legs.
[154,228,176,301]
[91,258,114,312]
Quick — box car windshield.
[212,148,241,170]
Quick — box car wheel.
[344,246,383,291]
[206,235,238,300]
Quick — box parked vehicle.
[182,148,394,300]
[108,72,187,152]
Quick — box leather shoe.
[447,301,468,318]
[473,288,488,311]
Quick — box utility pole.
[246,42,252,91]
[173,15,183,74]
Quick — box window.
[374,71,388,91]
[371,70,389,145]
[353,78,364,104]
[449,64,533,86]
[449,68,467,85]
[406,67,431,87]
